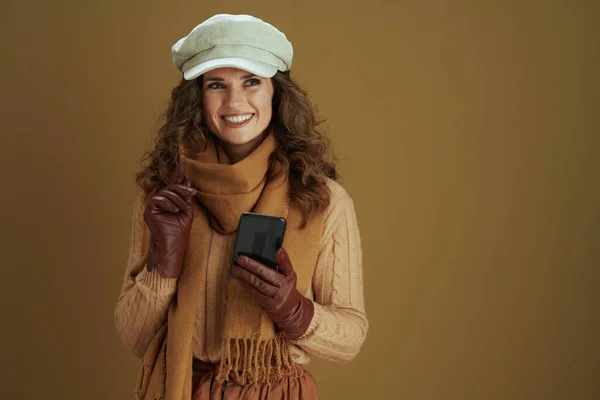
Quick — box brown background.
[1,0,598,399]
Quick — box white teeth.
[223,114,253,123]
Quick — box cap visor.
[183,58,278,80]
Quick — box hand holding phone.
[230,212,286,279]
[232,247,316,340]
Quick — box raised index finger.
[167,183,197,198]
[169,158,185,185]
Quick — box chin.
[217,126,267,145]
[217,132,257,145]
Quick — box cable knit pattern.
[288,193,368,363]
[114,190,178,358]
[114,178,368,364]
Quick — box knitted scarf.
[134,131,324,399]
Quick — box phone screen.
[230,212,286,279]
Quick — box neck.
[221,130,269,164]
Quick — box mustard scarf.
[135,132,324,399]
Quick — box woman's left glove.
[232,247,314,340]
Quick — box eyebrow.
[204,74,257,82]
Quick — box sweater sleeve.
[289,194,369,363]
[114,189,178,358]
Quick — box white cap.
[172,14,294,80]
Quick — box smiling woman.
[114,13,368,400]
[201,68,274,162]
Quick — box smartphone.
[230,212,287,279]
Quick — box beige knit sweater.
[114,178,368,365]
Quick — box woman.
[114,14,368,399]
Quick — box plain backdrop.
[1,0,599,399]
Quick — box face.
[201,67,274,152]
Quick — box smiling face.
[201,67,275,162]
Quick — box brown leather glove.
[143,159,197,278]
[231,247,315,340]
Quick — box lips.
[221,113,254,123]
[221,113,255,128]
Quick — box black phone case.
[230,212,287,279]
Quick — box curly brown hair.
[135,70,338,226]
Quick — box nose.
[224,86,246,109]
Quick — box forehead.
[203,67,254,79]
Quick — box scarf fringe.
[134,364,150,400]
[215,335,302,387]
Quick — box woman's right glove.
[143,159,197,278]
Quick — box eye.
[245,78,261,86]
[206,82,225,89]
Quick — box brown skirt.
[192,359,320,400]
